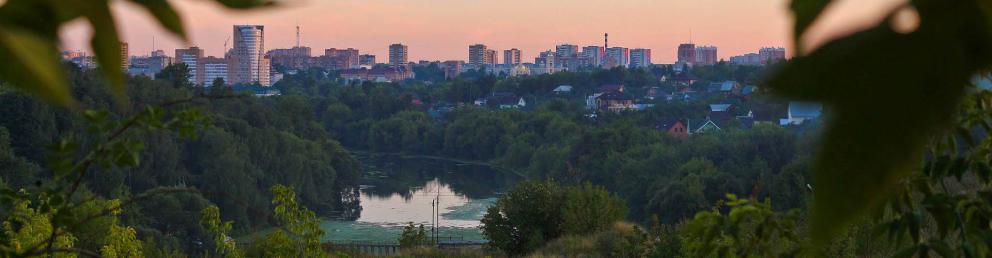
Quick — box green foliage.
[201,205,243,258]
[481,180,628,256]
[561,183,628,235]
[99,224,143,258]
[1,199,78,258]
[774,0,992,245]
[398,222,429,249]
[870,91,992,257]
[680,194,801,257]
[265,184,325,258]
[530,222,651,258]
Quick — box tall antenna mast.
[604,33,608,49]
[295,23,301,48]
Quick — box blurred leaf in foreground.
[773,0,992,246]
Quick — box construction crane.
[223,36,231,55]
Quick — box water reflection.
[328,154,519,231]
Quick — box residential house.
[655,118,689,139]
[599,84,625,93]
[781,101,823,125]
[708,104,735,123]
[707,81,741,95]
[596,91,635,112]
[645,87,665,100]
[671,73,698,86]
[478,92,526,109]
[742,85,758,95]
[553,85,574,94]
[692,119,722,133]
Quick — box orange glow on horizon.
[59,0,905,63]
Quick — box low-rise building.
[339,66,414,82]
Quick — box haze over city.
[60,0,905,63]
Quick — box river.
[321,153,521,243]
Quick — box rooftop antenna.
[689,29,693,44]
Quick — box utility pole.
[435,192,440,244]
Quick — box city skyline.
[60,0,904,63]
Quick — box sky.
[59,0,907,64]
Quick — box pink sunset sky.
[60,0,906,63]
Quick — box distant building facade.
[267,46,311,69]
[695,46,718,66]
[629,48,652,68]
[321,48,360,70]
[176,47,205,85]
[555,44,579,58]
[389,44,408,66]
[202,56,228,86]
[231,25,269,86]
[503,49,521,65]
[442,60,462,79]
[339,66,414,82]
[677,43,696,66]
[120,42,129,71]
[468,44,488,66]
[359,54,376,67]
[759,47,786,63]
[730,47,786,65]
[582,46,604,67]
[605,47,629,68]
[485,49,498,66]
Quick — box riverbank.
[348,150,528,179]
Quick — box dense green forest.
[0,63,362,254]
[274,64,814,223]
[0,60,811,256]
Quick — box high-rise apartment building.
[485,49,497,66]
[556,44,579,58]
[360,54,376,66]
[231,25,269,86]
[677,43,696,65]
[148,51,172,77]
[323,48,360,69]
[120,42,129,71]
[729,47,786,66]
[582,46,604,67]
[389,44,408,66]
[629,48,652,68]
[202,56,228,86]
[694,46,718,66]
[442,60,462,79]
[536,50,556,67]
[468,44,488,66]
[758,47,786,63]
[176,47,205,85]
[605,47,629,67]
[267,46,311,69]
[503,49,521,65]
